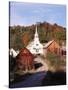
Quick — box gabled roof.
[16,48,34,59]
[43,40,54,48]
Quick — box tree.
[15,35,23,50]
[22,32,30,47]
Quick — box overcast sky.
[10,2,66,27]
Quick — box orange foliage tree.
[22,32,30,47]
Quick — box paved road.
[10,71,46,88]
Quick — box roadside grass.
[46,51,66,72]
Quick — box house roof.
[43,40,54,48]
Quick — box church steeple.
[35,25,38,36]
[34,24,40,43]
[27,23,43,55]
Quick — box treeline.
[9,22,66,50]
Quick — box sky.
[10,2,66,27]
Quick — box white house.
[9,48,19,58]
[26,25,43,55]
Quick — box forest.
[9,22,66,50]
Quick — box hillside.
[9,22,66,50]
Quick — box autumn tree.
[22,32,30,47]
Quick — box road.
[34,55,48,72]
[10,71,46,88]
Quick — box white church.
[26,25,44,55]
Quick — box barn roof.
[16,48,34,59]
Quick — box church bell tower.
[26,23,43,55]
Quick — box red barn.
[16,48,35,71]
[43,40,60,55]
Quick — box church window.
[33,48,39,52]
[33,48,36,50]
[36,44,38,46]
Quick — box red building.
[43,40,60,55]
[16,48,35,71]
